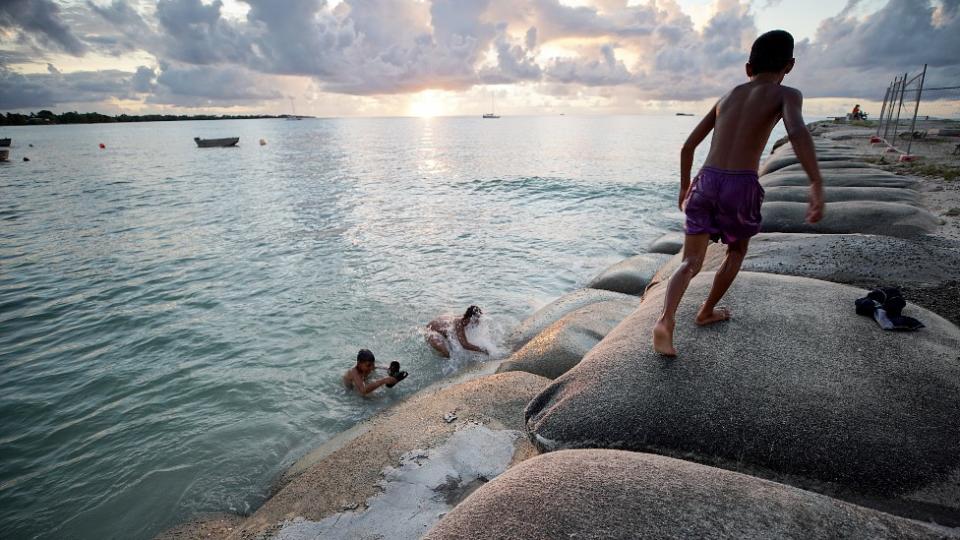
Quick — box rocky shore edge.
[157,121,960,540]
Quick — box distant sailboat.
[287,97,302,120]
[482,94,500,119]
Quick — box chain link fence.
[874,64,960,157]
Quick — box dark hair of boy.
[356,349,375,364]
[748,30,794,74]
[462,305,482,322]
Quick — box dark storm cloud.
[0,0,87,55]
[86,0,149,29]
[0,49,34,67]
[0,65,133,108]
[791,0,960,99]
[155,0,252,64]
[151,62,282,103]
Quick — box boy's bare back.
[704,81,796,171]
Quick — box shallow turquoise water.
[0,116,784,539]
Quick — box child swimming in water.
[342,349,398,396]
[652,30,825,357]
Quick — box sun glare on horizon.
[407,90,447,117]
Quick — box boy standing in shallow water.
[652,30,825,357]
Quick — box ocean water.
[0,116,785,540]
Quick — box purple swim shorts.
[683,166,764,244]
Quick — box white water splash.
[273,425,520,540]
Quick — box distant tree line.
[1,110,292,126]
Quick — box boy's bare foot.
[652,320,677,357]
[695,306,732,326]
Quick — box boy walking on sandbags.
[653,30,825,357]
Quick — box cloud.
[85,0,154,54]
[155,0,252,65]
[149,62,283,105]
[0,65,133,108]
[131,65,156,93]
[1,0,959,112]
[546,44,632,86]
[789,0,960,99]
[0,0,87,55]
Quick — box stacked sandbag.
[648,232,685,254]
[506,289,636,351]
[497,296,637,379]
[761,168,918,189]
[425,450,945,540]
[586,253,673,295]
[760,200,938,237]
[525,272,960,520]
[763,186,922,206]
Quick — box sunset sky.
[1,0,958,117]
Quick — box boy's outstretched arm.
[781,88,824,223]
[678,103,717,210]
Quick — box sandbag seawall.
[518,123,960,534]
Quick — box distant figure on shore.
[850,104,865,120]
[427,305,488,358]
[652,30,824,357]
[342,349,398,396]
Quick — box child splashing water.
[426,306,489,358]
[652,30,825,357]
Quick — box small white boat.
[194,137,239,148]
[286,97,302,120]
[482,94,500,119]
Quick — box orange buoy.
[99,143,106,149]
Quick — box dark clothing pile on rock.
[855,287,924,331]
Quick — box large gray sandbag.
[424,450,945,540]
[647,233,960,293]
[770,139,857,155]
[760,200,937,237]
[506,289,636,351]
[648,232,684,254]
[763,186,922,206]
[759,153,853,175]
[497,298,637,379]
[229,372,550,539]
[526,272,960,505]
[586,253,672,295]
[763,160,875,174]
[761,169,918,189]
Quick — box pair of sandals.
[386,361,408,388]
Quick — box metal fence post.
[891,71,908,144]
[876,83,891,137]
[906,64,927,156]
[883,76,900,140]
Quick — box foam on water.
[273,424,519,540]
